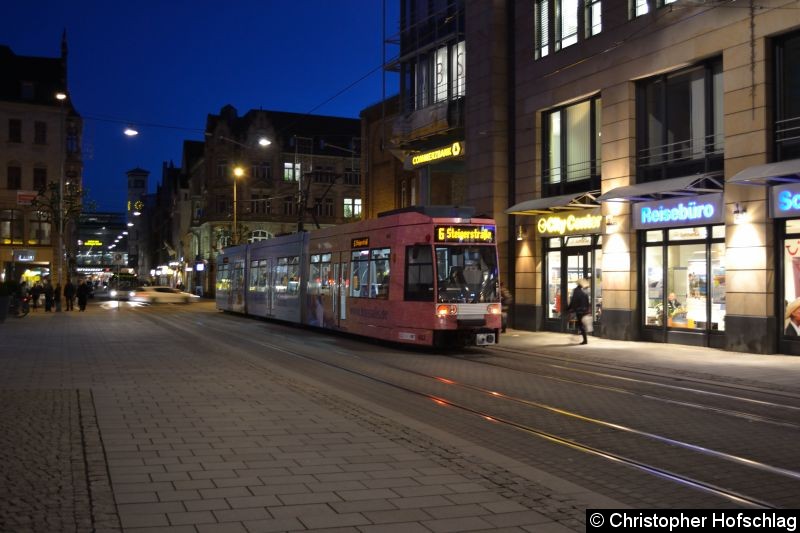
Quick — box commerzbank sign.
[537,210,603,236]
[411,142,464,167]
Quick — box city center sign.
[536,210,603,236]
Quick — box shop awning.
[728,158,800,185]
[597,173,723,202]
[505,191,600,215]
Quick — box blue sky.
[1,1,399,211]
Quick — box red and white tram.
[216,207,502,347]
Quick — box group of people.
[18,279,92,312]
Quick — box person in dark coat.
[76,280,90,312]
[566,279,591,345]
[30,282,42,311]
[500,282,512,333]
[54,282,62,311]
[64,280,76,311]
[44,281,54,312]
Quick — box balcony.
[637,133,724,183]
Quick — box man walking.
[567,278,591,345]
[64,279,76,311]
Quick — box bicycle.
[9,294,30,318]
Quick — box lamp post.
[232,166,244,245]
[55,92,67,294]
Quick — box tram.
[216,206,502,347]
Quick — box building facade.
[384,1,800,355]
[507,0,800,354]
[0,38,83,287]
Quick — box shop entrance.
[543,235,602,333]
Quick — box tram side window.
[309,254,331,294]
[350,250,370,297]
[249,260,259,292]
[231,260,244,293]
[286,256,300,295]
[405,245,434,301]
[258,260,268,292]
[276,257,289,293]
[216,263,230,291]
[370,248,391,299]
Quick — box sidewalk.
[0,303,613,532]
[499,328,800,394]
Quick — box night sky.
[1,1,399,211]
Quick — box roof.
[0,44,75,113]
[728,158,800,185]
[597,173,723,202]
[505,191,601,215]
[205,105,361,156]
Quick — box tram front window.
[436,246,499,304]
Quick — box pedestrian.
[64,279,76,311]
[54,282,62,312]
[30,282,42,311]
[566,278,591,345]
[500,281,512,333]
[76,280,90,312]
[44,280,54,312]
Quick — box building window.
[252,161,271,181]
[643,226,725,332]
[314,197,323,217]
[283,196,294,215]
[776,30,800,161]
[535,0,584,58]
[636,58,724,182]
[34,121,47,145]
[283,161,300,182]
[8,119,21,143]
[542,96,602,196]
[343,198,362,218]
[412,39,466,110]
[452,41,465,97]
[248,230,271,243]
[344,167,361,185]
[216,159,228,179]
[216,195,227,215]
[7,165,22,190]
[324,198,334,217]
[28,216,51,245]
[0,209,23,244]
[631,0,648,18]
[535,0,550,58]
[586,0,601,37]
[33,167,47,191]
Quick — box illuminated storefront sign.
[84,239,103,246]
[435,225,495,243]
[632,193,724,230]
[771,184,800,218]
[351,237,370,249]
[411,142,464,167]
[14,250,35,262]
[536,210,603,236]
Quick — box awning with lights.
[505,191,600,216]
[597,173,723,202]
[728,158,800,185]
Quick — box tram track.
[448,347,800,430]
[155,307,799,508]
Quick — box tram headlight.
[436,304,458,318]
[487,303,501,315]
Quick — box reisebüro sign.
[771,183,800,218]
[632,193,724,230]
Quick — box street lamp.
[55,92,67,296]
[232,166,244,245]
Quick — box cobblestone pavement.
[3,300,797,531]
[1,302,615,532]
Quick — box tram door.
[265,257,275,317]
